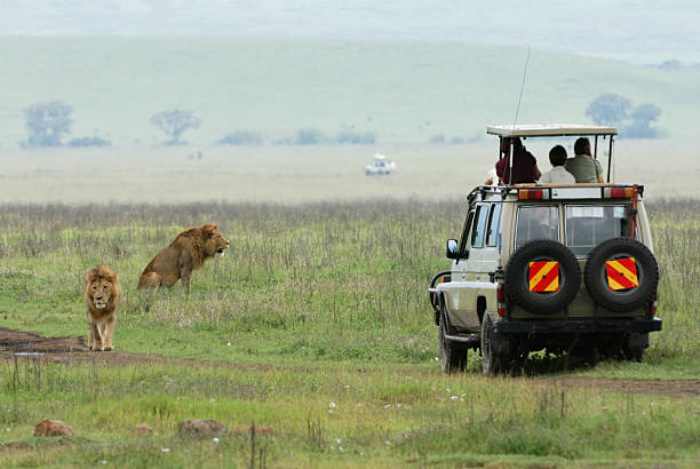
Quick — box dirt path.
[2,327,699,398]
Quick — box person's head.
[549,145,567,167]
[574,137,591,156]
[500,136,523,154]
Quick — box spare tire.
[504,240,581,315]
[584,238,659,313]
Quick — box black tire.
[438,309,468,374]
[504,240,581,315]
[481,315,510,375]
[622,333,648,362]
[584,238,659,313]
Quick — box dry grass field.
[0,140,698,204]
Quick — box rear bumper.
[494,317,662,335]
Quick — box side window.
[486,203,502,247]
[458,209,475,257]
[515,206,560,249]
[471,204,490,248]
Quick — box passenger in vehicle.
[495,137,541,184]
[565,137,604,183]
[539,145,575,184]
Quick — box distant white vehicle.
[364,153,396,176]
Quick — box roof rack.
[487,124,617,137]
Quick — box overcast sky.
[1,1,699,63]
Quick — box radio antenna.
[512,46,531,127]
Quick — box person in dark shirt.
[495,137,541,184]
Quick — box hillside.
[0,37,699,147]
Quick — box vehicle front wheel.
[438,315,468,374]
[481,314,511,375]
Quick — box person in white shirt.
[539,145,576,184]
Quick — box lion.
[85,265,121,352]
[138,223,230,291]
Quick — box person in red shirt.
[495,137,541,184]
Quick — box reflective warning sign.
[528,261,560,293]
[606,257,639,291]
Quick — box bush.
[293,128,327,145]
[217,131,263,146]
[335,130,376,145]
[67,136,111,148]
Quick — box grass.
[0,198,699,466]
[1,37,700,146]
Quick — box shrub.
[293,128,327,145]
[67,136,111,148]
[217,131,263,146]
[335,130,376,145]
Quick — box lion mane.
[85,265,121,351]
[138,223,230,290]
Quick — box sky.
[2,0,699,63]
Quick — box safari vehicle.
[365,153,396,176]
[429,124,662,374]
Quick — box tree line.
[20,95,663,148]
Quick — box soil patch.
[2,327,699,398]
[0,327,88,353]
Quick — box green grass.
[0,199,699,466]
[1,37,699,146]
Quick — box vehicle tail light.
[604,186,637,199]
[648,300,658,317]
[517,188,549,201]
[497,283,507,317]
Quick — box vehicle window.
[458,209,475,257]
[515,206,560,249]
[471,204,490,248]
[565,205,628,256]
[486,203,502,247]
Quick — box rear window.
[515,206,560,249]
[565,205,628,256]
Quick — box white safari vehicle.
[365,153,396,176]
[429,124,662,374]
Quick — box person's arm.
[595,159,604,183]
[533,163,542,181]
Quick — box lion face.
[85,266,120,311]
[201,224,231,258]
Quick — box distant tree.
[23,101,74,147]
[294,128,326,145]
[217,130,263,146]
[429,134,446,144]
[150,109,201,145]
[623,103,662,139]
[585,94,631,126]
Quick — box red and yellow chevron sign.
[606,257,639,291]
[528,261,560,293]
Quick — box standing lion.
[85,265,121,352]
[138,223,230,291]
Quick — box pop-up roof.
[486,124,617,137]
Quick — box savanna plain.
[0,186,699,467]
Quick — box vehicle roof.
[486,124,617,137]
